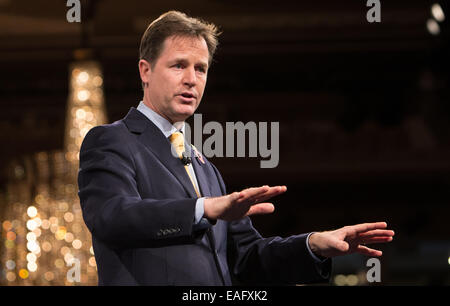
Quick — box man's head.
[138,11,220,124]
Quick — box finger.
[245,185,271,202]
[357,229,395,239]
[351,222,388,234]
[245,203,275,216]
[237,186,270,203]
[242,185,285,203]
[252,186,287,203]
[360,236,394,244]
[234,189,260,204]
[228,192,241,202]
[356,245,383,257]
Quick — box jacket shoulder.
[81,120,130,150]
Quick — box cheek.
[197,78,207,95]
[157,72,177,92]
[161,79,178,103]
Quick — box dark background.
[0,0,449,285]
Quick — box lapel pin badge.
[191,145,205,164]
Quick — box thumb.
[337,241,349,252]
[246,203,275,216]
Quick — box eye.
[173,63,183,69]
[196,66,206,73]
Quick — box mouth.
[177,92,196,103]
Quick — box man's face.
[140,35,209,124]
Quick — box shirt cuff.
[194,197,206,224]
[306,232,328,262]
[193,198,214,232]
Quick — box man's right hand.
[203,185,287,222]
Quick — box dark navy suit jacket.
[78,107,331,285]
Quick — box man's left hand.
[308,222,395,258]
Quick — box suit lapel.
[190,148,225,239]
[123,107,197,198]
[190,147,212,198]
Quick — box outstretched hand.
[308,222,395,258]
[204,189,394,259]
[204,185,287,221]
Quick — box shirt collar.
[136,101,185,138]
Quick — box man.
[78,11,395,286]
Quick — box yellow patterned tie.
[169,132,200,197]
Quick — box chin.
[175,106,196,121]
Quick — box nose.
[182,67,196,87]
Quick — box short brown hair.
[139,11,220,68]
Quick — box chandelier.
[0,59,107,285]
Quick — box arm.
[78,125,198,249]
[208,164,331,285]
[227,218,332,285]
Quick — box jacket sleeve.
[77,125,198,249]
[227,219,331,285]
[210,162,331,285]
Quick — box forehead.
[159,35,209,64]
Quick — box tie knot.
[169,132,185,158]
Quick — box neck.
[141,96,184,130]
[142,95,173,123]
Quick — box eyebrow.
[171,58,208,69]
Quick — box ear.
[138,59,152,86]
